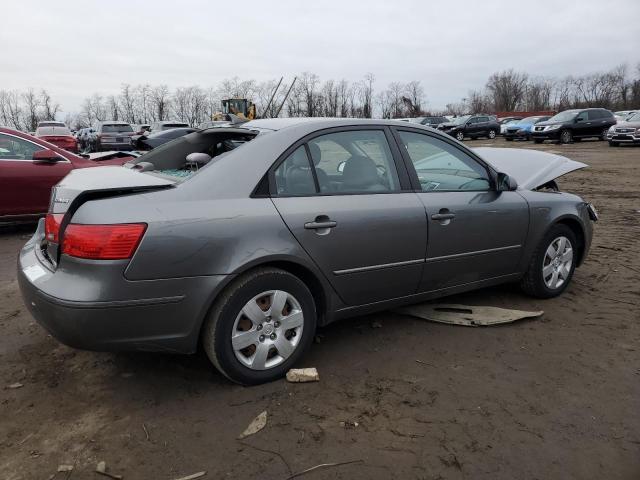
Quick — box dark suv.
[530,108,616,144]
[437,114,500,141]
[419,116,449,128]
[87,122,135,152]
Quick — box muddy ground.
[1,139,639,480]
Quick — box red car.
[0,127,134,223]
[34,125,78,152]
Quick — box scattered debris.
[172,472,206,480]
[238,411,267,439]
[371,320,382,328]
[390,428,424,438]
[415,359,435,367]
[57,465,74,472]
[142,423,150,441]
[96,461,123,479]
[395,304,543,327]
[285,460,363,479]
[339,420,359,429]
[286,368,319,383]
[7,382,24,389]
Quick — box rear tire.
[600,127,609,140]
[520,224,578,298]
[559,129,572,144]
[202,267,317,385]
[488,129,497,139]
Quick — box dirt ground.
[1,138,639,480]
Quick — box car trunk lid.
[43,166,174,267]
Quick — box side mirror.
[33,149,63,162]
[497,172,517,191]
[337,161,346,173]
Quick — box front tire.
[520,225,578,298]
[202,268,317,385]
[455,131,464,141]
[559,129,572,144]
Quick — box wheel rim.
[489,130,496,138]
[542,236,573,289]
[601,128,608,139]
[231,290,304,370]
[456,132,464,141]
[561,131,571,143]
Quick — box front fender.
[517,191,593,272]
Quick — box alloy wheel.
[488,130,496,139]
[456,132,464,141]
[542,236,573,289]
[601,128,609,140]
[231,290,304,370]
[560,130,572,144]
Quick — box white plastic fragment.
[238,411,267,439]
[286,368,320,383]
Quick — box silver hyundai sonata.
[18,118,596,384]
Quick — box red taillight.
[62,223,147,260]
[45,213,64,242]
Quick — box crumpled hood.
[473,147,587,190]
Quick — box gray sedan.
[18,118,596,384]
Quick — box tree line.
[1,64,639,131]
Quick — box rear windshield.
[102,124,133,133]
[161,123,189,129]
[36,126,72,136]
[131,129,258,173]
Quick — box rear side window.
[274,146,315,196]
[102,124,133,133]
[307,130,400,194]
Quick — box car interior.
[275,130,399,195]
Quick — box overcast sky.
[2,0,639,114]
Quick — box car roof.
[239,117,439,132]
[98,121,131,125]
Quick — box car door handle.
[431,213,455,220]
[304,215,337,230]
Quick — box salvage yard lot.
[1,139,639,479]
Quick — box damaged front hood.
[473,147,587,190]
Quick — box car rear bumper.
[18,221,230,353]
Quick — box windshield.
[626,112,640,122]
[548,110,578,122]
[102,124,133,133]
[36,126,72,136]
[451,115,470,125]
[519,116,543,124]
